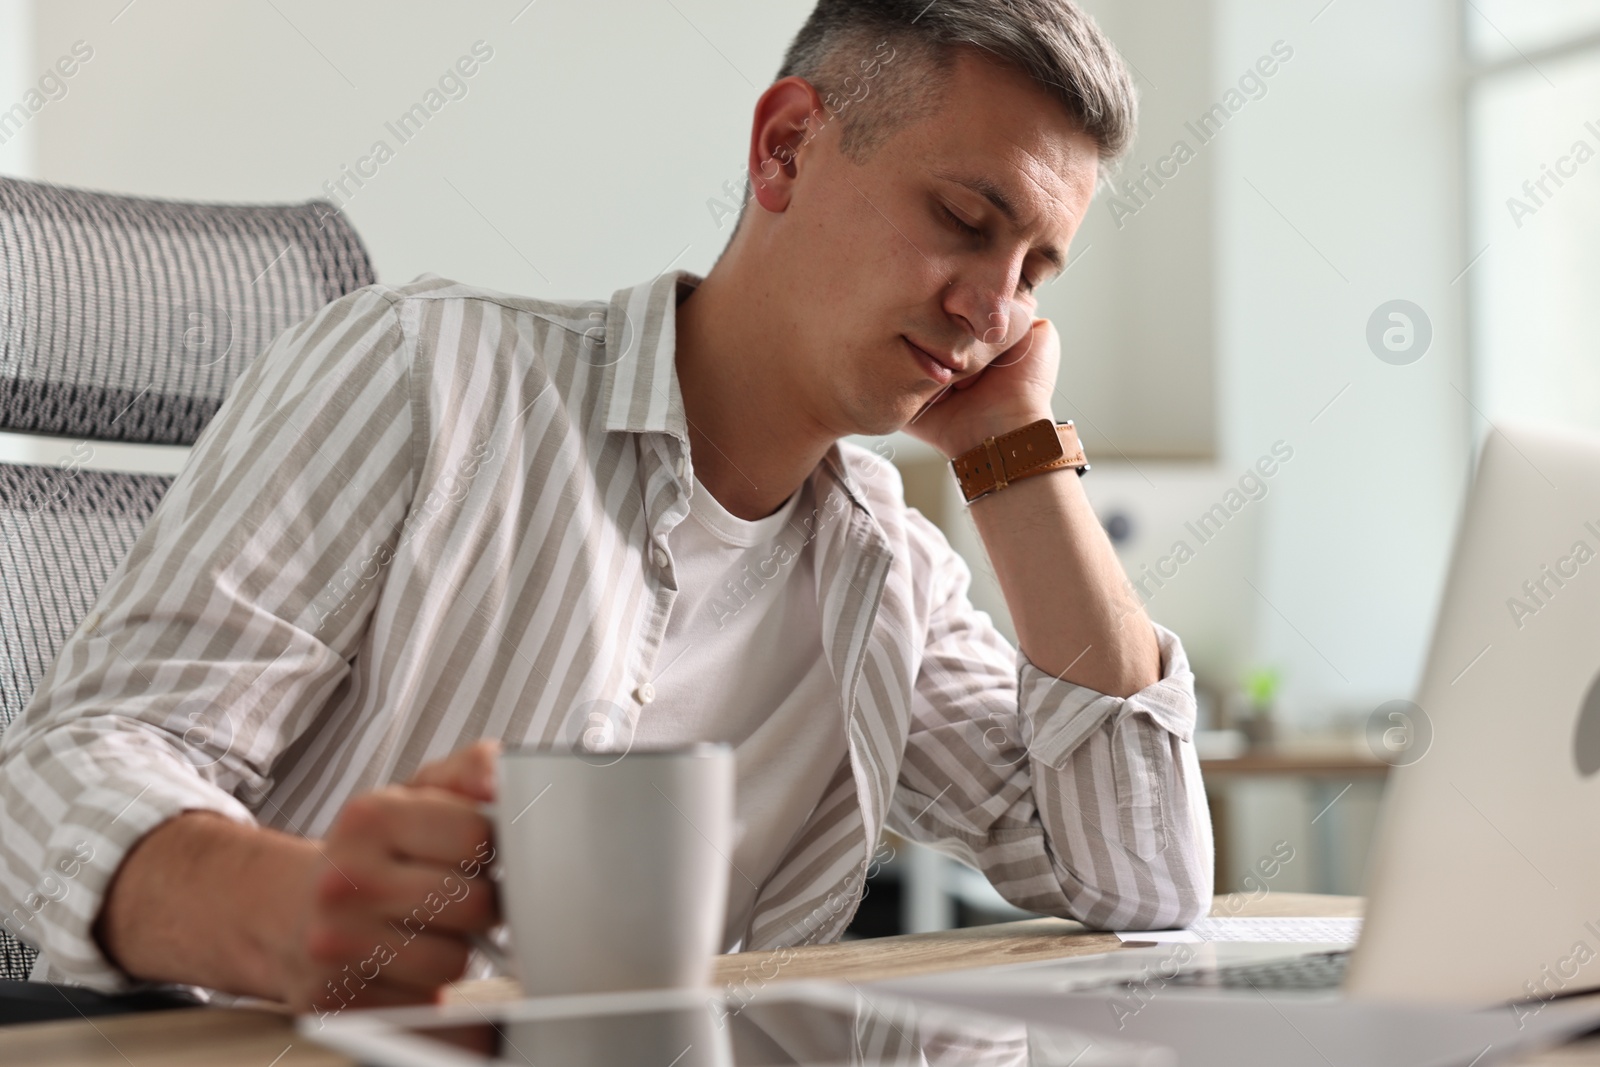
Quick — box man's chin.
[836,385,940,440]
[847,407,923,440]
[857,415,907,438]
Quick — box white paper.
[1114,916,1362,944]
[1114,928,1203,943]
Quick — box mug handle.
[469,800,518,979]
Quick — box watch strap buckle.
[951,417,1088,503]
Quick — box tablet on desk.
[297,980,1171,1066]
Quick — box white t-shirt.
[630,471,847,951]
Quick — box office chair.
[0,174,375,986]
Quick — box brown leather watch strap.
[950,417,1089,504]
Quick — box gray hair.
[719,0,1136,244]
[776,0,1138,162]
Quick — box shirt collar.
[598,269,693,441]
[817,441,876,519]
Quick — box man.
[0,0,1212,1011]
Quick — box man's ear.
[746,75,830,215]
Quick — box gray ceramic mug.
[474,743,734,996]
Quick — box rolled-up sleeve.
[0,285,416,991]
[889,508,1214,931]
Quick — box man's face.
[769,48,1101,438]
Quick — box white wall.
[0,0,34,176]
[1214,0,1470,727]
[1049,0,1221,461]
[29,0,814,297]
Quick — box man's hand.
[894,316,1159,694]
[95,741,503,1012]
[286,740,502,1014]
[903,317,1062,459]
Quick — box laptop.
[878,422,1600,1063]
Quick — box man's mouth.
[903,336,960,385]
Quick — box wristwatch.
[950,417,1089,504]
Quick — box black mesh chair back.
[0,175,373,443]
[0,175,375,979]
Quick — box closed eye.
[938,201,1041,295]
[938,202,983,238]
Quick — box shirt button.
[634,682,656,704]
[652,547,669,569]
[676,456,688,479]
[82,610,102,633]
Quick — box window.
[1466,2,1600,433]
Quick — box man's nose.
[980,307,1008,345]
[946,277,1021,347]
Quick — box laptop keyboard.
[1106,949,1351,992]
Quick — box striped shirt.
[0,269,1213,995]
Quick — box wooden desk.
[6,893,1595,1066]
